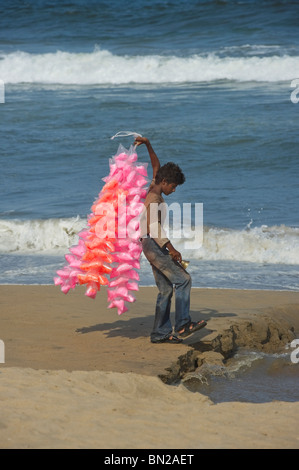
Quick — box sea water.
[1,1,299,290]
[182,349,299,404]
[0,0,298,402]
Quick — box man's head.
[155,162,185,195]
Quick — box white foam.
[0,217,85,254]
[1,48,299,85]
[178,224,299,265]
[1,218,299,265]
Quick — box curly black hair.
[155,162,185,185]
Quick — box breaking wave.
[1,48,299,85]
[1,217,299,265]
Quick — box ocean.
[1,0,298,291]
[0,1,298,401]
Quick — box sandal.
[151,334,183,344]
[177,320,207,338]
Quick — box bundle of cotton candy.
[54,143,148,315]
[105,145,148,314]
[54,179,119,298]
[53,236,87,294]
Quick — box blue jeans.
[142,238,192,341]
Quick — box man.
[135,136,206,343]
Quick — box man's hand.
[168,247,182,263]
[134,136,149,147]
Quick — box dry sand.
[0,285,298,449]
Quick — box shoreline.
[1,281,298,293]
[0,285,298,449]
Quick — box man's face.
[161,180,177,195]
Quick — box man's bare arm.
[134,136,160,180]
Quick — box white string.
[110,131,142,140]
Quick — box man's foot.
[177,320,207,338]
[151,334,183,344]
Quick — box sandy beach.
[0,285,298,449]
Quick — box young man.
[134,136,206,344]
